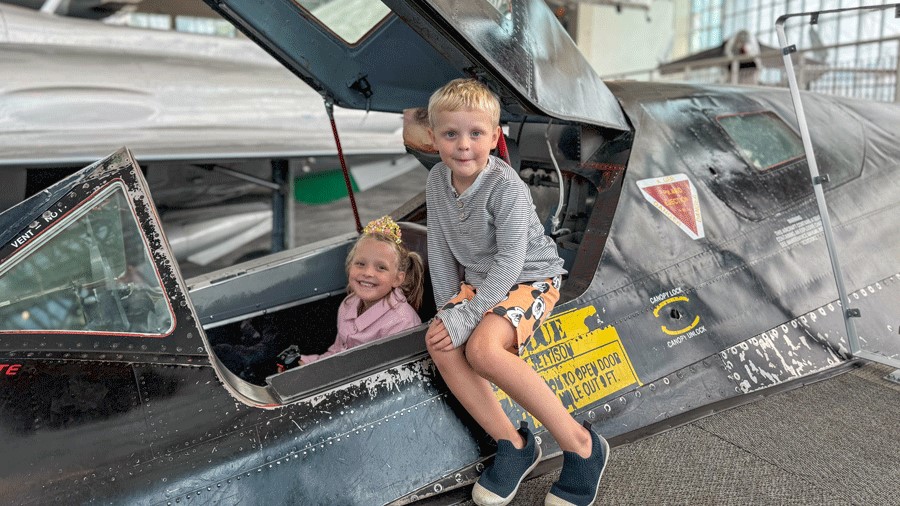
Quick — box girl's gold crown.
[363,215,402,245]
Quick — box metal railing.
[776,3,900,370]
[603,35,900,103]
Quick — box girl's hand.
[425,318,454,352]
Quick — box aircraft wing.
[212,0,629,131]
[0,4,405,169]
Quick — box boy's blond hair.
[427,78,500,128]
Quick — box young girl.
[300,216,424,365]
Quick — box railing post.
[797,50,807,91]
[894,49,900,102]
[776,19,860,355]
[775,5,900,369]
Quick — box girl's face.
[348,237,406,310]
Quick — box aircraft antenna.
[324,96,363,234]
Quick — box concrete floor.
[454,362,900,505]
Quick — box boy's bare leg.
[428,344,524,447]
[466,314,593,458]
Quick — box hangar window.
[294,0,391,44]
[716,112,805,171]
[0,183,174,335]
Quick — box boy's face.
[428,108,501,191]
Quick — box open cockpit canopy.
[0,149,207,363]
[0,182,174,335]
[212,0,628,131]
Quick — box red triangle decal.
[641,180,698,235]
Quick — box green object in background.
[294,170,358,205]
[293,156,421,205]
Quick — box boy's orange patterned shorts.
[441,276,561,353]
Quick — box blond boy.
[424,78,609,506]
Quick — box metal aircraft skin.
[1,1,898,504]
[0,3,411,265]
[0,3,405,171]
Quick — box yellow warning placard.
[495,305,640,413]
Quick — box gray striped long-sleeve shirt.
[426,155,566,348]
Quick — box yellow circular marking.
[660,316,701,336]
[653,295,701,335]
[652,296,688,317]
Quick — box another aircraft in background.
[2,0,141,19]
[0,1,898,504]
[657,28,827,85]
[0,3,416,267]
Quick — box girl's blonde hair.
[427,78,501,128]
[345,228,425,311]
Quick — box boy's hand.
[425,318,454,352]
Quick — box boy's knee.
[463,337,485,371]
[465,332,506,376]
[428,342,463,371]
[426,342,445,364]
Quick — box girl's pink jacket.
[300,288,421,364]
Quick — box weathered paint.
[496,306,640,424]
[0,0,897,504]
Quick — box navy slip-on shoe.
[544,421,609,506]
[472,421,542,506]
